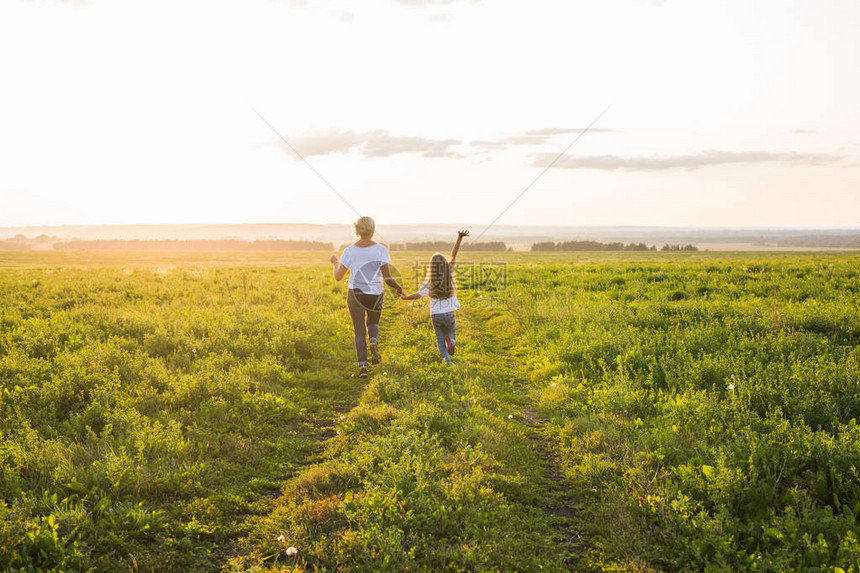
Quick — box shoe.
[369,340,380,364]
[358,365,369,378]
[445,336,455,356]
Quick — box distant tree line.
[660,244,699,251]
[531,241,656,252]
[52,239,334,251]
[0,240,31,251]
[777,236,860,249]
[0,234,59,251]
[388,241,508,252]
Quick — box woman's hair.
[427,253,455,299]
[353,216,375,239]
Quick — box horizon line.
[2,222,860,231]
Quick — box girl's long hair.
[427,253,454,299]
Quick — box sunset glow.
[2,0,858,228]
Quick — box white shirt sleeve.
[417,281,429,297]
[339,246,353,268]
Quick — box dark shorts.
[347,288,383,313]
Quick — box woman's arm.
[380,264,405,296]
[400,291,422,301]
[449,229,470,267]
[330,254,348,281]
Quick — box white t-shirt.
[418,281,460,315]
[339,243,391,295]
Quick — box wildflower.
[339,414,345,420]
[728,383,735,391]
[508,414,513,419]
[286,546,298,556]
[277,534,286,543]
[336,429,342,435]
[551,382,557,388]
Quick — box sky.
[1,0,859,229]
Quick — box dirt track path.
[456,302,591,569]
[224,293,592,570]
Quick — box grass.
[507,254,860,571]
[1,250,858,571]
[0,261,363,570]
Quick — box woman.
[329,216,405,378]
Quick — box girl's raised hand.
[458,229,470,239]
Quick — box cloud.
[361,133,462,158]
[466,140,509,152]
[466,127,617,153]
[500,127,617,145]
[272,129,465,160]
[278,129,365,157]
[261,126,617,161]
[530,149,843,171]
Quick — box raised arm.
[330,254,348,281]
[449,229,470,267]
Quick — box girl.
[401,230,469,365]
[330,216,406,378]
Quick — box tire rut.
[461,306,592,568]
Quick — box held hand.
[458,229,470,239]
[329,254,339,265]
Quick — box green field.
[1,251,859,571]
